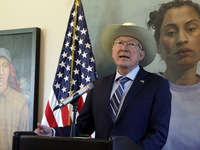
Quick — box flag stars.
[57,72,63,78]
[90,57,95,63]
[70,45,76,51]
[81,28,87,35]
[59,61,65,68]
[66,65,70,71]
[79,38,83,45]
[70,21,74,27]
[72,11,76,17]
[67,32,72,37]
[82,62,86,68]
[72,79,77,85]
[79,83,84,89]
[78,15,83,21]
[64,75,69,82]
[73,68,79,75]
[82,52,87,58]
[76,25,80,31]
[85,76,91,82]
[54,83,60,89]
[78,49,82,55]
[62,87,67,93]
[74,35,79,41]
[60,97,64,101]
[85,43,91,49]
[62,52,67,58]
[65,41,70,47]
[75,59,81,65]
[81,73,85,79]
[68,55,73,61]
[86,66,93,72]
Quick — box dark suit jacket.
[55,67,171,150]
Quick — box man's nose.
[121,42,129,50]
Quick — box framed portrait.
[0,27,40,134]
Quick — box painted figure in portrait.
[147,0,200,149]
[0,48,29,150]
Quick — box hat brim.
[101,24,157,67]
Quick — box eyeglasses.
[113,40,142,50]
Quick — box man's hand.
[34,123,53,136]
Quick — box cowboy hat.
[101,23,156,67]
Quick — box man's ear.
[139,50,145,61]
[157,42,162,54]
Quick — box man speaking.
[35,23,171,150]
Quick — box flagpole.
[68,0,79,125]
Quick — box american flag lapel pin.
[140,80,145,83]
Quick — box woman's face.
[158,5,200,70]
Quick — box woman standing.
[147,0,200,149]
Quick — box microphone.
[53,83,94,111]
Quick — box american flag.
[41,0,98,127]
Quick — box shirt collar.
[115,65,140,81]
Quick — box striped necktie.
[110,77,129,122]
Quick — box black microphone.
[53,83,94,111]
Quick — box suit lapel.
[102,73,116,125]
[116,67,148,122]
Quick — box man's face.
[112,36,145,73]
[0,57,10,87]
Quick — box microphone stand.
[70,96,80,137]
